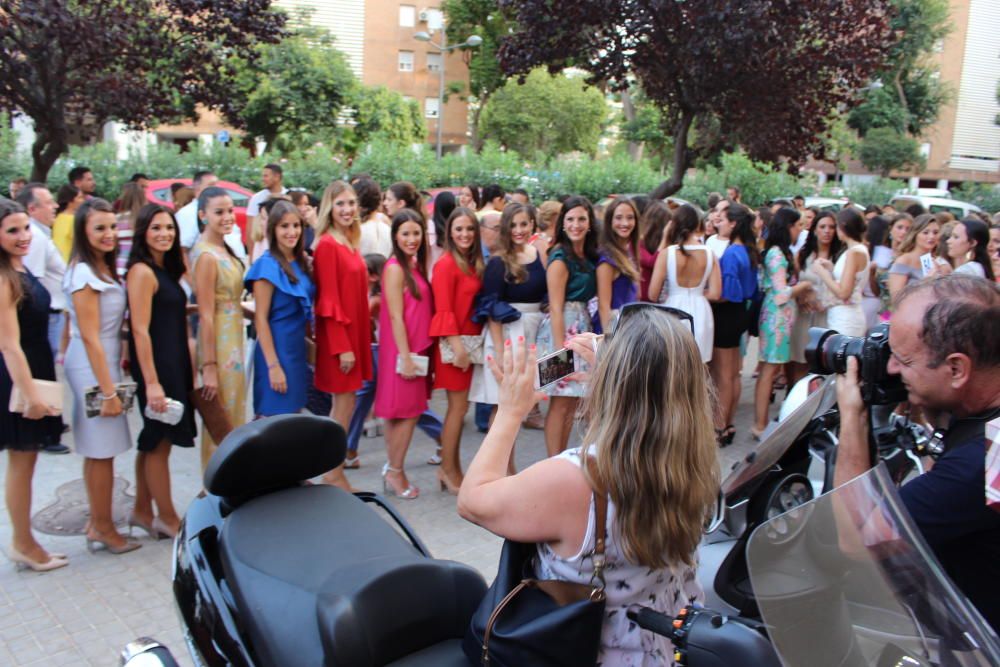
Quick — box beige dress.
[192,242,246,469]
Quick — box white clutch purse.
[9,379,63,416]
[395,353,429,377]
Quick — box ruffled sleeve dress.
[429,252,482,392]
[245,251,315,416]
[313,235,373,394]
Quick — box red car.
[145,178,254,243]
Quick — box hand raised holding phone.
[488,337,547,422]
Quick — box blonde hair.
[897,213,939,255]
[581,309,719,568]
[317,180,361,249]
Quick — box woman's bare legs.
[84,457,130,547]
[544,396,577,457]
[753,362,782,433]
[710,347,740,430]
[323,392,358,490]
[144,439,180,533]
[6,450,54,562]
[384,417,418,496]
[439,390,469,488]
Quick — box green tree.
[441,0,512,150]
[857,127,925,177]
[230,24,356,153]
[849,0,951,138]
[344,86,427,154]
[479,69,607,157]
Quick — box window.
[399,5,415,27]
[427,52,443,73]
[424,97,440,118]
[398,50,414,72]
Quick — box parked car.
[889,193,983,218]
[144,178,254,242]
[596,194,705,219]
[773,196,863,213]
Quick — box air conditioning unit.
[418,9,430,22]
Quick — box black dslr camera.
[805,323,907,406]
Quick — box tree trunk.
[471,97,486,153]
[620,88,644,162]
[30,128,68,184]
[650,110,695,200]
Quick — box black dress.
[0,272,63,450]
[128,264,196,451]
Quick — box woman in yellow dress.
[192,186,246,469]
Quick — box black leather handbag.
[462,481,609,666]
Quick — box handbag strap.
[585,456,609,595]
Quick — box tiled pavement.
[0,367,765,666]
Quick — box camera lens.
[805,328,865,375]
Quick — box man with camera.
[834,274,1000,633]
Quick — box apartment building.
[153,0,471,152]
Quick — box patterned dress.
[535,448,703,666]
[758,246,795,364]
[192,241,246,469]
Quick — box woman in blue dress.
[245,201,315,417]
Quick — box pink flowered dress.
[758,246,795,363]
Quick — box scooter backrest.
[204,414,346,507]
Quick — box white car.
[889,194,983,218]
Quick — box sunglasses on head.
[608,303,696,337]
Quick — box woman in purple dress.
[595,198,640,332]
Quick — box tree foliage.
[496,0,895,197]
[857,127,925,177]
[229,23,355,153]
[0,0,286,182]
[441,0,512,150]
[848,0,950,137]
[479,68,607,157]
[345,86,426,153]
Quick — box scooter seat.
[219,484,482,667]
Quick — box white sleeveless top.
[534,448,704,666]
[660,246,714,363]
[827,245,870,336]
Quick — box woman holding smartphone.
[0,200,66,572]
[127,204,196,541]
[63,198,139,554]
[374,209,433,499]
[536,196,598,457]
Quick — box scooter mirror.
[705,489,725,534]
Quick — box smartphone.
[919,252,935,276]
[536,347,576,390]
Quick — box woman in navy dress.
[245,201,314,417]
[0,200,66,571]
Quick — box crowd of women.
[2,172,999,578]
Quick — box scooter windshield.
[722,375,836,496]
[746,464,1000,667]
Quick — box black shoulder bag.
[462,465,609,666]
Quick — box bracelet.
[267,361,280,369]
[100,391,118,401]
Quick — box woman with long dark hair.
[191,187,246,469]
[752,208,811,438]
[63,198,139,554]
[536,195,598,456]
[708,206,759,445]
[458,183,481,212]
[637,200,671,302]
[126,204,196,541]
[430,207,484,493]
[811,208,870,337]
[374,208,433,499]
[787,210,841,386]
[949,217,996,281]
[861,214,892,329]
[595,198,641,332]
[0,200,66,571]
[245,201,315,418]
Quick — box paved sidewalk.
[0,369,766,666]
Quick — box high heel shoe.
[750,426,765,442]
[426,445,443,466]
[437,469,462,496]
[723,424,736,446]
[85,530,142,555]
[128,514,174,540]
[8,546,69,572]
[151,517,178,540]
[382,463,419,500]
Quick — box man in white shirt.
[246,163,288,218]
[176,171,245,261]
[17,183,70,454]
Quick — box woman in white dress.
[812,208,870,337]
[62,199,140,554]
[647,205,720,362]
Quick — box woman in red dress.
[313,181,372,490]
[429,207,484,494]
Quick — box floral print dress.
[758,246,795,364]
[535,448,703,666]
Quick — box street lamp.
[414,31,482,158]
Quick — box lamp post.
[414,30,482,159]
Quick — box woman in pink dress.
[374,208,433,499]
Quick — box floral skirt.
[536,301,592,398]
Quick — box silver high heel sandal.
[381,463,419,500]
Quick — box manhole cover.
[32,477,135,536]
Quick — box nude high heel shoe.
[8,546,69,572]
[382,463,419,499]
